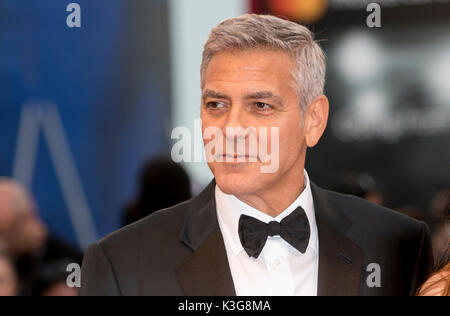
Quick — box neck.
[236,167,305,218]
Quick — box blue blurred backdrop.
[0,0,172,247]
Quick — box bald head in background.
[0,178,47,258]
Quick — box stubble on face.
[201,49,308,214]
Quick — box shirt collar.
[215,169,318,256]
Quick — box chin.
[211,162,268,196]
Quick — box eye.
[205,101,225,110]
[254,102,273,111]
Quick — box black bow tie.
[238,206,310,259]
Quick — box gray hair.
[201,14,326,110]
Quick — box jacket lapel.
[176,180,236,296]
[311,183,365,296]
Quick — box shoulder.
[80,199,195,295]
[318,186,428,237]
[96,199,192,254]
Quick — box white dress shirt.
[215,169,319,296]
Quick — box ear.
[303,95,329,148]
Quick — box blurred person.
[431,223,449,265]
[123,157,192,226]
[417,263,450,296]
[430,187,449,222]
[417,191,449,296]
[0,238,8,253]
[417,245,449,296]
[428,188,450,262]
[0,178,47,258]
[418,198,450,296]
[80,14,433,296]
[429,198,449,264]
[0,177,82,295]
[32,259,78,296]
[0,245,18,296]
[331,171,384,206]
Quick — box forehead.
[203,49,295,90]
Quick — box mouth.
[220,154,259,162]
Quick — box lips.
[221,154,259,161]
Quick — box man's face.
[201,49,307,197]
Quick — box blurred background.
[0,0,448,295]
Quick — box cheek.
[276,120,304,159]
[201,115,222,136]
[201,118,211,144]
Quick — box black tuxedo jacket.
[79,180,433,296]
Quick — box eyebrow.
[245,91,284,105]
[202,89,284,106]
[202,89,229,101]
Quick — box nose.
[223,102,245,127]
[222,103,249,141]
[220,104,260,159]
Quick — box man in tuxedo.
[79,14,433,296]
